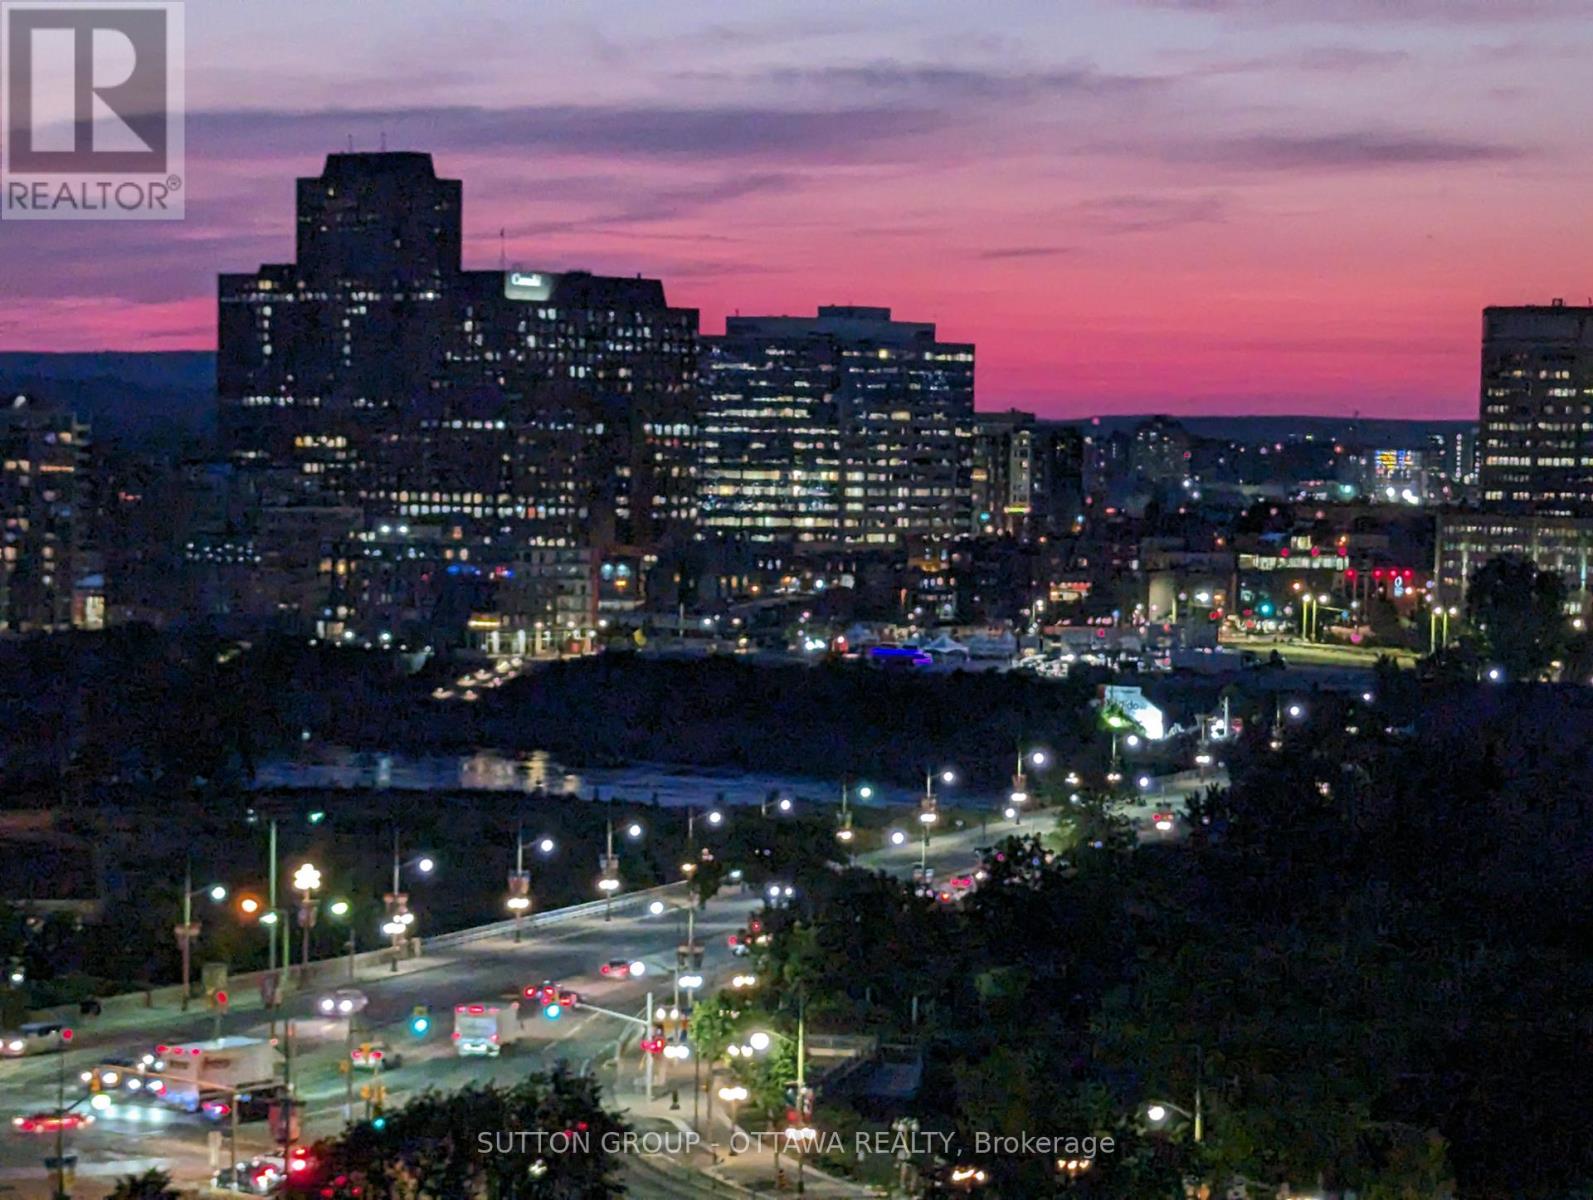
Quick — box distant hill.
[0,351,1472,450]
[1050,413,1474,446]
[0,351,215,444]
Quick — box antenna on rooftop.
[499,228,507,271]
[379,130,387,152]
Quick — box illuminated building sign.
[1238,554,1349,572]
[503,270,558,301]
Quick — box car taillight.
[372,1050,383,1060]
[451,1031,460,1040]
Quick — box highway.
[0,783,1219,1197]
[0,829,1003,1197]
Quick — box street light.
[838,777,870,847]
[328,900,356,983]
[920,766,956,872]
[1144,1098,1202,1142]
[507,826,555,940]
[1010,746,1050,823]
[744,1014,813,1188]
[386,830,435,971]
[176,860,228,1011]
[718,1085,749,1151]
[292,862,321,979]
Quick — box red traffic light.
[214,990,229,1007]
[60,1028,73,1042]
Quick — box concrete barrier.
[23,882,691,1026]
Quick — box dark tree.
[1466,553,1567,679]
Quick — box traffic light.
[210,989,229,1011]
[543,1002,562,1020]
[408,1005,431,1038]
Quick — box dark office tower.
[0,393,88,631]
[1479,300,1593,512]
[218,153,462,480]
[700,306,972,547]
[296,152,461,285]
[219,152,698,644]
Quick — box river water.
[252,747,932,809]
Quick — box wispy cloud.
[978,245,1075,260]
[1167,130,1527,171]
[1135,0,1588,24]
[1073,193,1229,233]
[1181,44,1411,76]
[492,171,803,239]
[188,102,944,164]
[758,60,1169,101]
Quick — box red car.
[13,1111,93,1134]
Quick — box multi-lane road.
[0,785,1218,1197]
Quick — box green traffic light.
[409,1016,430,1037]
[372,1116,387,1131]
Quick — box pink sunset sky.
[3,0,1591,418]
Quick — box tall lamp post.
[1144,1046,1205,1143]
[507,829,554,942]
[747,1001,810,1193]
[919,768,954,875]
[383,829,435,969]
[176,860,226,1011]
[598,818,642,920]
[836,779,872,851]
[1010,747,1048,824]
[292,863,320,981]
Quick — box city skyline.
[4,0,1593,418]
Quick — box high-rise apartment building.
[698,306,973,546]
[217,152,699,644]
[1,394,88,631]
[1479,301,1593,512]
[969,410,1083,537]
